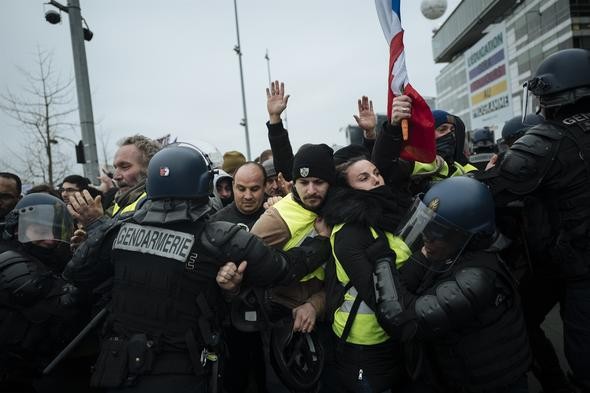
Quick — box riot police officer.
[482,48,590,392]
[469,127,496,170]
[372,177,531,393]
[0,193,88,392]
[63,143,330,392]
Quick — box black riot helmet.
[3,193,73,245]
[146,142,213,201]
[398,177,495,264]
[501,114,544,146]
[270,320,324,392]
[526,48,590,109]
[471,128,495,153]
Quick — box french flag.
[375,0,436,163]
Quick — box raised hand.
[67,190,103,227]
[353,96,377,139]
[266,80,290,124]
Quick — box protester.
[372,99,476,195]
[320,156,411,393]
[222,150,247,177]
[59,175,100,206]
[0,172,22,231]
[67,134,161,228]
[261,158,285,198]
[210,162,269,393]
[210,169,234,213]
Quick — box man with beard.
[67,134,161,227]
[261,159,281,198]
[0,193,90,392]
[251,144,334,335]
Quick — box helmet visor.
[397,199,473,263]
[17,204,73,244]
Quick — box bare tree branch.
[0,48,79,187]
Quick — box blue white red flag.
[375,0,436,162]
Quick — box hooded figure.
[209,169,233,213]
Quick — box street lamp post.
[265,49,272,87]
[232,0,251,160]
[46,0,100,184]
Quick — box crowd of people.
[1,48,589,393]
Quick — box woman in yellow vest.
[320,156,411,393]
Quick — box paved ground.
[528,305,571,393]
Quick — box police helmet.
[471,128,494,145]
[501,114,544,145]
[398,177,495,259]
[527,48,590,108]
[146,142,213,200]
[423,176,495,235]
[270,320,324,391]
[4,193,73,244]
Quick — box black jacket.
[389,250,531,392]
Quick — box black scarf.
[322,185,406,234]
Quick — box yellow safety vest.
[272,193,325,282]
[413,157,477,181]
[112,192,147,217]
[330,224,411,345]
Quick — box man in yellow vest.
[66,135,161,246]
[250,143,335,334]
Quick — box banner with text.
[465,22,513,136]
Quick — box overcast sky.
[0,0,459,173]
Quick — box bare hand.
[314,217,331,237]
[391,95,412,126]
[292,302,317,333]
[264,196,283,210]
[485,154,499,171]
[277,172,293,195]
[70,226,87,252]
[97,170,115,193]
[353,96,376,138]
[216,261,247,292]
[67,190,104,227]
[266,80,290,124]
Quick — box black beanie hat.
[292,144,336,184]
[333,144,370,166]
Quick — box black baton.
[43,307,107,375]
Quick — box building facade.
[433,0,590,138]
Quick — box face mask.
[436,132,456,164]
[26,242,72,273]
